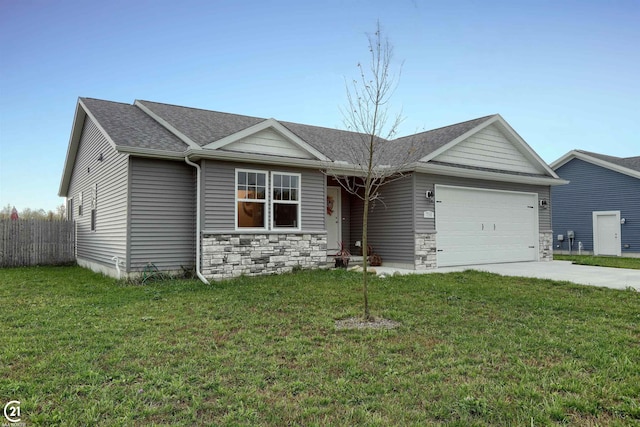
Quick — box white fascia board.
[58,100,87,197]
[418,115,499,162]
[551,150,640,180]
[79,99,119,151]
[420,114,559,179]
[324,165,369,177]
[491,115,560,178]
[203,118,331,162]
[113,146,361,172]
[114,145,188,160]
[58,99,119,196]
[549,150,579,169]
[413,162,569,186]
[134,100,200,150]
[186,148,328,169]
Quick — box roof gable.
[421,115,555,176]
[393,115,495,161]
[203,119,330,161]
[60,97,566,187]
[135,100,264,147]
[82,98,187,152]
[551,150,640,180]
[432,123,544,174]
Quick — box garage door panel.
[435,185,538,267]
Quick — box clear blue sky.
[1,0,638,212]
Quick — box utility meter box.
[557,234,564,241]
[567,230,575,239]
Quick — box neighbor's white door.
[593,211,621,256]
[435,185,539,267]
[326,186,341,251]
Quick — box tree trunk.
[362,156,374,320]
[362,193,370,320]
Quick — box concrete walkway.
[373,261,640,291]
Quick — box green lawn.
[1,266,639,426]
[554,254,640,270]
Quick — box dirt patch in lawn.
[335,316,401,330]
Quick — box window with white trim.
[90,208,97,231]
[235,169,302,230]
[236,170,267,229]
[67,198,74,220]
[271,172,300,229]
[90,184,97,231]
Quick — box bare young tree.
[326,22,415,320]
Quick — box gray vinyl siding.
[301,169,325,231]
[414,173,551,232]
[67,117,128,267]
[202,160,325,232]
[350,175,415,263]
[552,159,640,253]
[433,124,544,174]
[202,160,235,230]
[128,158,196,272]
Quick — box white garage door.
[435,185,538,267]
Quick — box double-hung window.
[236,170,267,229]
[235,169,301,231]
[271,172,300,229]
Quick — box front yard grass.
[1,266,639,426]
[554,254,640,270]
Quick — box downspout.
[111,256,121,280]
[184,157,210,285]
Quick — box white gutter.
[411,162,569,186]
[184,157,210,285]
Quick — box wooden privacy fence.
[0,220,76,267]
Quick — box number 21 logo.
[3,400,21,423]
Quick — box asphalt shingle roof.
[576,150,640,173]
[280,121,387,163]
[81,98,188,152]
[389,115,496,164]
[80,98,501,166]
[136,100,264,147]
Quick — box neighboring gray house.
[551,150,640,257]
[59,98,565,280]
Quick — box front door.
[593,211,621,256]
[326,186,341,251]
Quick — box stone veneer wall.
[415,232,437,270]
[539,231,553,261]
[201,233,327,280]
[415,231,552,270]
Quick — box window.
[90,209,96,231]
[90,184,97,231]
[67,198,74,220]
[271,172,300,229]
[235,169,302,230]
[236,170,267,229]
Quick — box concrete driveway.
[376,261,640,291]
